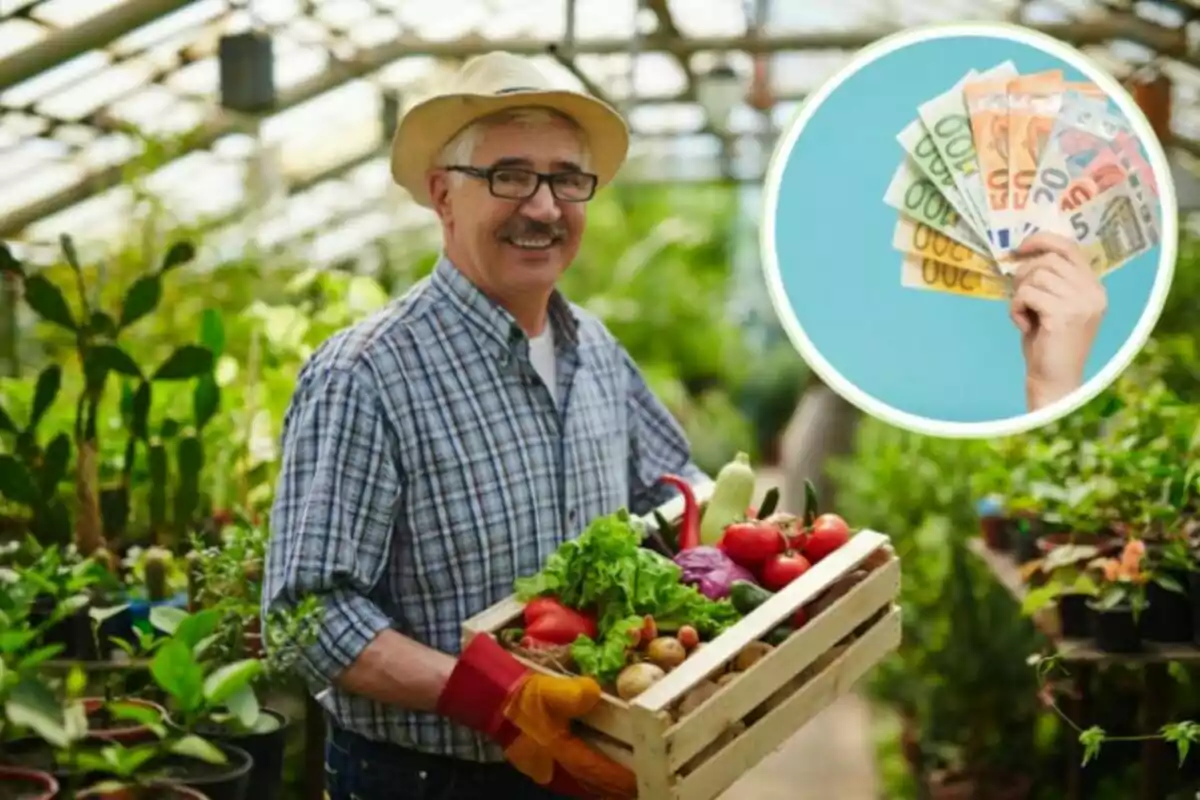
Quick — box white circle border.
[758,21,1180,440]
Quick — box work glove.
[437,633,637,798]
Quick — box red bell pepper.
[658,474,700,551]
[521,597,597,645]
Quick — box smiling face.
[428,108,592,309]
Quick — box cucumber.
[762,625,792,646]
[729,580,774,615]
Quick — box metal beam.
[0,17,1190,237]
[0,0,198,91]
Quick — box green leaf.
[202,659,264,706]
[0,241,24,277]
[59,233,82,272]
[28,364,62,429]
[153,345,214,381]
[199,309,225,356]
[168,734,227,765]
[193,374,220,430]
[22,274,76,331]
[131,381,151,439]
[161,241,196,272]
[149,605,189,635]
[0,401,15,434]
[87,311,117,338]
[1155,573,1186,595]
[0,454,37,505]
[223,684,261,730]
[173,608,221,649]
[150,638,205,713]
[803,479,819,527]
[1079,726,1106,766]
[107,701,163,726]
[119,274,162,329]
[90,344,142,378]
[88,604,130,624]
[5,678,72,748]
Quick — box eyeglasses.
[445,165,598,202]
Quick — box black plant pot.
[1188,571,1200,647]
[1141,574,1192,643]
[1090,602,1143,654]
[1058,593,1093,639]
[1010,516,1043,564]
[160,742,253,800]
[195,709,289,800]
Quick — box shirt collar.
[430,255,580,354]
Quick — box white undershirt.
[528,323,558,405]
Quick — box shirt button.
[568,508,577,522]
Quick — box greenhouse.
[2,0,1200,798]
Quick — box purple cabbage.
[674,545,757,600]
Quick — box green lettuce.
[514,510,742,682]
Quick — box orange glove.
[438,634,637,798]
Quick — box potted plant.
[1140,532,1193,644]
[184,518,322,800]
[1019,544,1101,639]
[1088,538,1150,654]
[70,735,240,800]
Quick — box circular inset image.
[761,22,1178,438]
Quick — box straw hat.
[389,51,630,207]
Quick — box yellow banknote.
[1007,71,1064,238]
[892,215,999,277]
[899,255,1011,301]
[964,77,1014,252]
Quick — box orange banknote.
[964,77,1015,251]
[1006,71,1064,228]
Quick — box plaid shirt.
[263,256,706,762]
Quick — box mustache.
[498,217,567,240]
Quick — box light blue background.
[771,34,1163,424]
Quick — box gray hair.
[437,106,592,184]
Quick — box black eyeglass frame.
[444,165,599,202]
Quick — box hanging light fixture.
[219,1,276,113]
[696,61,747,135]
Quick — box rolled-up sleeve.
[622,349,710,515]
[263,364,401,690]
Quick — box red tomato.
[803,514,851,563]
[760,551,812,592]
[792,606,808,628]
[523,597,567,626]
[720,520,788,568]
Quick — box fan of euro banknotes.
[885,61,1162,302]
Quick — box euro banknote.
[886,67,1161,302]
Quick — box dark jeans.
[324,724,573,800]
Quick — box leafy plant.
[0,236,220,552]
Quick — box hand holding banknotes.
[1008,232,1107,411]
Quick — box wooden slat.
[666,556,900,771]
[672,607,903,800]
[632,531,890,714]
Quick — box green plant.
[0,235,220,553]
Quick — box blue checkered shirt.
[263,256,706,762]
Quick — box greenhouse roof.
[2,0,1200,262]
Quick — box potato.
[677,680,721,717]
[646,637,687,670]
[716,673,739,687]
[733,641,774,672]
[808,569,870,618]
[616,663,666,700]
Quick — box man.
[263,52,705,800]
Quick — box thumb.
[529,674,603,719]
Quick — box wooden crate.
[462,485,902,800]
